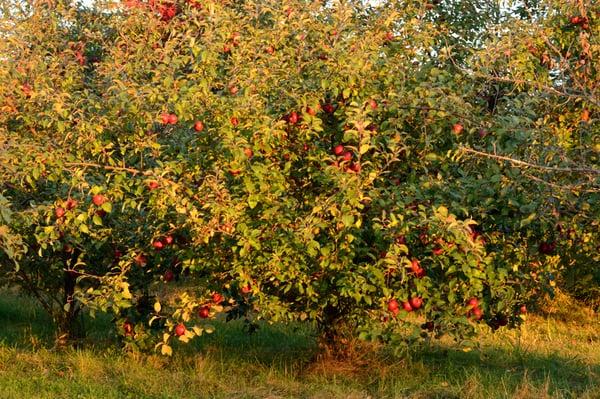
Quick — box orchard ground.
[0,289,598,399]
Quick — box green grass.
[0,292,599,399]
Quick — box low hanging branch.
[459,147,600,175]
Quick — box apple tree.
[0,0,597,354]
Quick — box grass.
[0,292,599,398]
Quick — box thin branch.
[460,146,600,175]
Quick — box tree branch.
[459,146,600,175]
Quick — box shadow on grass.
[1,292,598,397]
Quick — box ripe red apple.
[452,123,464,134]
[198,305,210,319]
[65,198,78,210]
[164,235,174,245]
[385,32,394,41]
[467,297,479,308]
[288,111,299,124]
[432,247,443,256]
[402,301,413,312]
[212,292,224,304]
[349,162,361,173]
[153,240,164,251]
[229,85,239,95]
[342,151,352,162]
[148,181,160,190]
[134,253,147,266]
[174,323,186,336]
[223,44,231,53]
[230,117,239,127]
[306,106,318,116]
[333,145,344,155]
[472,307,483,320]
[168,114,178,124]
[92,194,106,206]
[244,148,253,158]
[229,169,241,176]
[55,207,66,218]
[241,283,252,294]
[163,269,174,282]
[266,45,275,55]
[570,16,582,25]
[520,305,527,314]
[323,103,334,114]
[410,259,421,273]
[387,299,399,312]
[368,99,377,110]
[194,120,204,132]
[409,297,423,310]
[161,113,170,124]
[415,268,426,278]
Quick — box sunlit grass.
[0,291,598,398]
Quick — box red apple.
[349,162,361,173]
[410,259,421,273]
[134,253,147,266]
[432,247,443,256]
[323,103,334,114]
[306,106,318,116]
[161,113,170,124]
[472,307,483,320]
[244,148,253,158]
[402,301,413,312]
[385,31,394,41]
[229,169,241,176]
[452,123,464,134]
[198,305,210,319]
[65,198,78,210]
[230,117,239,127]
[368,99,377,110]
[229,85,239,95]
[211,292,224,304]
[194,121,204,132]
[174,323,186,336]
[333,145,344,155]
[266,45,275,55]
[409,297,423,310]
[55,207,66,218]
[168,114,178,124]
[164,235,174,245]
[92,194,106,206]
[241,283,252,294]
[153,240,164,251]
[520,305,527,314]
[288,111,299,124]
[395,235,406,245]
[415,268,426,278]
[342,151,352,162]
[163,269,174,282]
[467,297,479,308]
[387,299,399,312]
[148,181,160,190]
